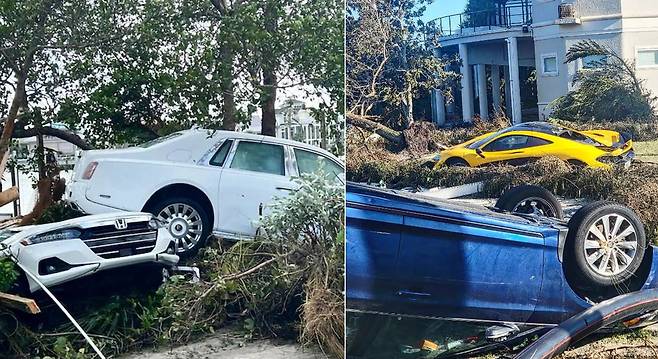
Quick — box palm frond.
[565,40,610,63]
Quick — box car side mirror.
[476,148,486,158]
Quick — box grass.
[635,140,658,163]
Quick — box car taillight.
[82,161,98,180]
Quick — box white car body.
[0,212,178,293]
[66,129,344,251]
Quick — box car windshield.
[347,312,541,358]
[138,132,183,148]
[466,122,598,149]
[466,131,503,149]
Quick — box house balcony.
[428,0,533,45]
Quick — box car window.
[483,135,551,152]
[229,141,285,176]
[209,140,233,167]
[294,148,343,179]
[138,132,183,148]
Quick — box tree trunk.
[320,112,328,150]
[346,113,406,147]
[260,1,278,137]
[219,45,237,131]
[0,74,27,160]
[261,73,277,136]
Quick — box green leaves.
[550,40,656,122]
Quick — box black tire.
[495,185,564,219]
[565,201,647,294]
[146,196,211,258]
[445,157,470,167]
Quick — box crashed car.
[431,122,634,169]
[0,212,179,293]
[66,129,344,256]
[346,182,658,328]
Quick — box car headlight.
[149,217,165,230]
[432,153,442,162]
[21,229,82,246]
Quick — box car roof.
[180,128,341,162]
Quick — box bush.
[549,40,656,123]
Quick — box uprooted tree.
[549,40,657,122]
[346,0,459,147]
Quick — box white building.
[245,99,325,147]
[431,0,658,124]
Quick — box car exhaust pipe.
[514,288,658,359]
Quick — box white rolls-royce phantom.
[66,129,344,256]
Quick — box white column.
[431,89,446,126]
[491,65,502,114]
[459,43,474,122]
[504,66,512,117]
[506,37,522,124]
[476,64,488,120]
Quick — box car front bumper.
[11,227,179,293]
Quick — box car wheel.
[495,185,564,219]
[565,201,647,294]
[148,196,211,258]
[445,158,469,167]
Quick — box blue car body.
[346,183,658,325]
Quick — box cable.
[6,252,106,359]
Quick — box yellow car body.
[433,122,634,170]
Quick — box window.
[209,140,233,167]
[582,55,607,69]
[230,141,286,176]
[138,132,183,148]
[294,149,344,180]
[638,49,658,67]
[541,54,558,75]
[482,135,552,152]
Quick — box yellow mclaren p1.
[432,122,634,169]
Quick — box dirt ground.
[558,327,658,359]
[121,331,325,359]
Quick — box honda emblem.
[114,218,128,230]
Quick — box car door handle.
[508,151,523,154]
[397,290,431,297]
[276,186,293,191]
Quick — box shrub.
[549,40,656,123]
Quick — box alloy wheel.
[583,213,638,277]
[157,203,203,253]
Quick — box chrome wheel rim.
[584,213,638,277]
[512,197,556,217]
[157,203,203,253]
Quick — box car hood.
[0,212,154,245]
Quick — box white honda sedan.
[66,129,344,256]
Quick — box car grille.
[80,221,157,259]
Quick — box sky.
[422,0,469,22]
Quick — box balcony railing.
[428,0,532,38]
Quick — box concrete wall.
[531,0,625,119]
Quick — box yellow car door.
[477,135,552,166]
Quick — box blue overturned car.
[346,182,658,357]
